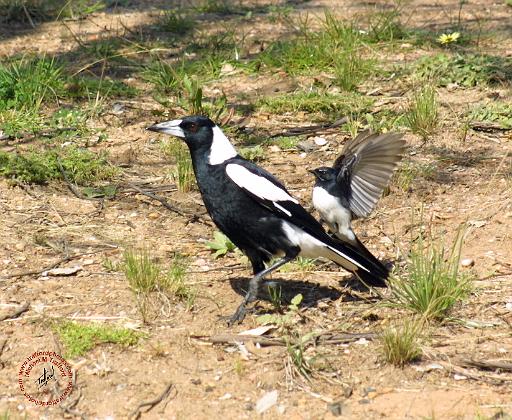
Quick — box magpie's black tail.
[322,235,389,288]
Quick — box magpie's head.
[147,115,215,148]
[309,167,337,182]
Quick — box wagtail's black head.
[147,115,215,149]
[309,167,337,182]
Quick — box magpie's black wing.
[224,158,328,237]
[334,131,406,218]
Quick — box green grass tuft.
[405,85,438,140]
[380,318,422,366]
[0,57,65,111]
[53,320,141,358]
[161,137,195,192]
[388,225,472,321]
[159,10,196,34]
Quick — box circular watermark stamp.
[18,351,73,406]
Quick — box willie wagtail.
[148,117,390,324]
[310,130,406,259]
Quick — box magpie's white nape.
[147,116,390,325]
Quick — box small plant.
[163,254,196,309]
[257,293,303,328]
[53,320,141,358]
[142,60,182,93]
[267,283,283,311]
[124,248,162,294]
[388,224,472,321]
[205,230,237,258]
[181,74,204,115]
[286,332,314,379]
[123,249,195,321]
[196,0,233,14]
[437,32,461,45]
[159,10,195,34]
[405,85,438,140]
[468,102,512,130]
[380,318,422,366]
[161,137,195,192]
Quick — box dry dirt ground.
[1,0,512,419]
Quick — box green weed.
[468,102,512,129]
[278,257,316,273]
[271,136,300,150]
[0,0,105,23]
[196,0,233,14]
[53,320,141,358]
[388,225,472,321]
[258,293,303,328]
[366,6,405,43]
[205,231,236,258]
[405,85,438,140]
[413,53,512,87]
[380,318,422,366]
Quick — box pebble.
[327,402,343,416]
[461,258,475,267]
[255,390,278,414]
[219,393,232,400]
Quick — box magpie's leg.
[227,248,299,326]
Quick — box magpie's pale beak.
[146,119,185,137]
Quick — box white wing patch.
[226,164,299,204]
[209,126,238,165]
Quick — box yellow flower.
[437,32,461,44]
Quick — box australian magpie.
[310,130,406,260]
[147,116,390,324]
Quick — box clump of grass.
[0,146,117,185]
[67,77,138,99]
[124,249,196,321]
[365,6,405,42]
[259,12,375,91]
[388,225,472,321]
[278,257,316,273]
[161,137,195,192]
[413,53,512,87]
[0,57,65,111]
[52,320,141,358]
[159,10,196,34]
[0,0,105,23]
[405,85,438,140]
[258,90,373,120]
[142,60,182,93]
[196,0,233,14]
[380,318,422,366]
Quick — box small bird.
[310,130,406,259]
[148,116,390,324]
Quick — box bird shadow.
[228,275,379,309]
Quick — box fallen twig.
[271,117,348,137]
[57,159,87,200]
[0,302,30,321]
[130,382,174,420]
[191,332,376,347]
[470,121,510,132]
[0,249,115,281]
[459,358,512,372]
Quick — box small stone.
[255,390,278,414]
[313,136,327,146]
[219,393,232,400]
[190,378,201,385]
[15,242,26,251]
[461,258,474,267]
[454,374,467,381]
[205,385,214,392]
[363,387,376,396]
[327,402,343,416]
[148,212,159,220]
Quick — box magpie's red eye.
[185,122,198,133]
